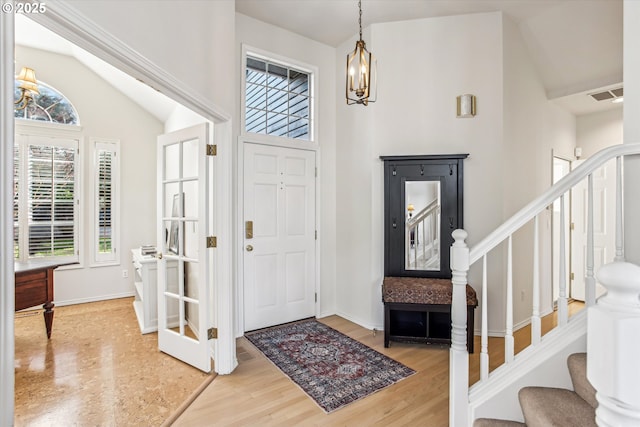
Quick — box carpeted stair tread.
[568,353,598,409]
[474,418,526,426]
[519,386,596,427]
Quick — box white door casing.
[157,123,212,372]
[571,158,616,301]
[243,143,316,331]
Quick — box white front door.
[243,143,316,331]
[157,123,213,372]
[570,158,616,301]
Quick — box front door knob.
[246,245,254,252]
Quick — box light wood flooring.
[14,297,213,426]
[175,302,585,427]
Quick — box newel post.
[587,261,640,426]
[450,229,470,427]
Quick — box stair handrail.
[407,199,439,227]
[469,143,640,265]
[449,142,640,427]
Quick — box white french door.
[243,143,316,331]
[157,123,213,372]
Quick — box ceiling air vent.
[590,87,623,102]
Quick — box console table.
[14,260,73,339]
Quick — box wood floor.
[14,297,213,426]
[174,302,585,427]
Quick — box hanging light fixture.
[346,0,377,106]
[15,67,39,110]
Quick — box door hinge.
[570,222,575,230]
[315,167,318,177]
[207,327,218,339]
[315,293,317,303]
[207,236,217,248]
[315,230,317,240]
[206,144,217,156]
[570,272,575,280]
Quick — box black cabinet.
[380,154,468,278]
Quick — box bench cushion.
[383,277,477,306]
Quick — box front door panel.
[243,143,316,331]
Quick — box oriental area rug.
[245,319,416,413]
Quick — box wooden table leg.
[43,301,54,339]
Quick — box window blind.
[27,144,76,259]
[93,140,119,264]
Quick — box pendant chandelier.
[346,0,377,106]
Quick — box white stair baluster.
[405,220,411,269]
[505,234,514,363]
[585,173,596,307]
[531,214,541,345]
[421,217,426,263]
[413,223,420,269]
[615,156,624,262]
[480,254,489,380]
[558,194,568,326]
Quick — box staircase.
[447,144,640,426]
[475,353,597,426]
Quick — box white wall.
[502,16,576,331]
[336,12,505,330]
[235,13,337,330]
[335,12,577,332]
[577,108,622,158]
[16,46,163,304]
[65,0,235,116]
[624,0,640,265]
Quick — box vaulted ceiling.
[236,0,623,115]
[16,0,623,117]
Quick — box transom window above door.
[244,56,311,141]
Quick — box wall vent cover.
[590,87,623,102]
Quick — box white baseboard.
[333,310,384,332]
[54,292,135,307]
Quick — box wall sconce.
[346,0,377,106]
[456,94,476,118]
[15,67,39,110]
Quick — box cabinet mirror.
[405,181,441,271]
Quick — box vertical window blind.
[14,136,79,262]
[94,140,119,264]
[98,150,113,253]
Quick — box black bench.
[382,277,477,352]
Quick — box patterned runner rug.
[245,319,416,413]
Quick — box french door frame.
[2,5,236,422]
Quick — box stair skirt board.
[469,310,587,424]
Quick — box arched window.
[14,80,80,125]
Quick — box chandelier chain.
[358,0,362,41]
